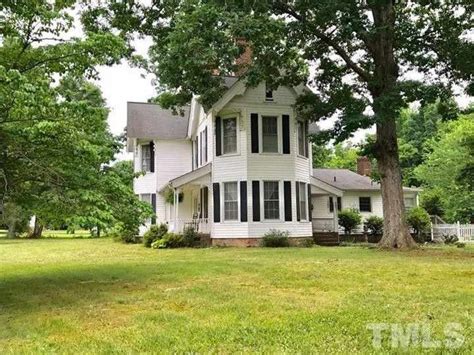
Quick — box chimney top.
[234,38,252,76]
[357,156,372,177]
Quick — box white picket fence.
[431,222,474,243]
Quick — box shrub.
[109,224,137,243]
[182,226,200,247]
[443,234,458,244]
[364,216,384,236]
[406,207,430,239]
[143,223,168,248]
[262,229,290,247]
[338,209,362,235]
[161,232,185,248]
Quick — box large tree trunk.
[376,119,417,249]
[28,217,43,238]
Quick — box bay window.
[224,182,238,220]
[262,116,278,153]
[264,181,280,219]
[223,117,237,154]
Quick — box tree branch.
[274,2,372,83]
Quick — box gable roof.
[127,102,190,140]
[312,169,421,192]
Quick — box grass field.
[0,237,472,353]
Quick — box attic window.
[265,83,273,101]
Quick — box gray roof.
[222,76,239,88]
[127,102,190,140]
[312,169,420,192]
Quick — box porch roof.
[310,176,343,197]
[168,163,212,189]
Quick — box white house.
[127,77,420,246]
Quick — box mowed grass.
[0,238,472,353]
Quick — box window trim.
[259,114,282,154]
[141,144,152,172]
[220,116,239,156]
[359,196,372,212]
[222,181,239,221]
[262,180,281,221]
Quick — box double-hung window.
[264,181,280,219]
[298,182,307,220]
[224,182,238,220]
[141,144,151,172]
[297,121,307,157]
[262,116,278,153]
[222,117,237,154]
[359,197,372,212]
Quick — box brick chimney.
[357,156,372,176]
[234,38,252,76]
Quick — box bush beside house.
[406,207,431,242]
[338,209,362,235]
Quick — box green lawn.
[0,238,472,353]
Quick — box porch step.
[313,232,340,246]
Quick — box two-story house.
[127,77,420,246]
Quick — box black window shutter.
[296,181,300,221]
[329,196,334,212]
[151,193,156,225]
[149,141,155,172]
[213,183,220,222]
[282,115,290,154]
[284,181,292,221]
[307,184,312,219]
[251,113,259,153]
[337,197,342,211]
[252,181,260,221]
[215,116,222,156]
[304,121,309,157]
[203,186,208,218]
[240,181,248,222]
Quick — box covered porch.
[310,176,343,233]
[166,164,212,234]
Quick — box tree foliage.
[313,143,361,171]
[0,1,150,237]
[415,115,474,223]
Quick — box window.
[264,181,280,219]
[141,144,151,172]
[297,121,307,157]
[193,139,198,169]
[299,182,307,220]
[404,197,415,208]
[265,83,273,101]
[224,182,238,220]
[329,196,342,212]
[262,116,278,152]
[359,197,372,212]
[140,194,151,204]
[222,117,237,154]
[202,127,208,163]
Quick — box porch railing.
[173,218,210,234]
[312,218,337,232]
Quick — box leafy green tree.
[84,1,472,248]
[0,1,150,237]
[415,115,474,223]
[313,142,361,171]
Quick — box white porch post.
[332,195,339,233]
[173,188,178,231]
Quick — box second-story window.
[141,144,151,172]
[262,116,278,153]
[265,83,273,101]
[223,117,237,154]
[298,121,308,157]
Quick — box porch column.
[173,188,178,231]
[332,195,339,233]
